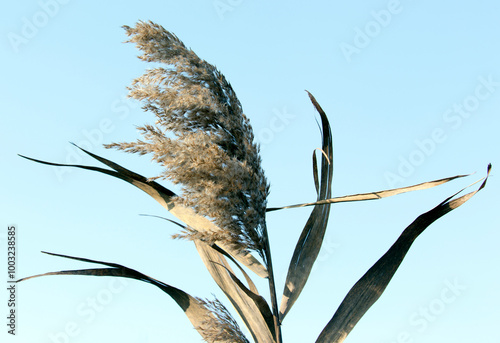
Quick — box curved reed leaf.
[312,149,322,196]
[18,148,268,279]
[211,260,275,335]
[195,242,276,343]
[141,214,261,294]
[315,164,491,343]
[18,252,250,343]
[279,92,334,321]
[267,173,469,212]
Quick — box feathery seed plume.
[105,21,269,257]
[197,297,251,343]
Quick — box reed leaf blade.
[19,148,268,279]
[18,252,250,343]
[195,241,276,343]
[267,174,469,212]
[279,92,333,321]
[315,164,490,343]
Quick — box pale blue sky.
[1,1,499,342]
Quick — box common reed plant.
[19,21,490,343]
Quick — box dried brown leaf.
[279,92,333,321]
[315,164,491,343]
[195,241,276,343]
[267,174,469,212]
[18,252,250,343]
[19,147,268,279]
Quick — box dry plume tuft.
[105,21,269,257]
[197,297,250,343]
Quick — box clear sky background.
[1,1,499,342]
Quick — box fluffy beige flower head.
[106,21,269,256]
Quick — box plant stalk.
[262,225,282,343]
